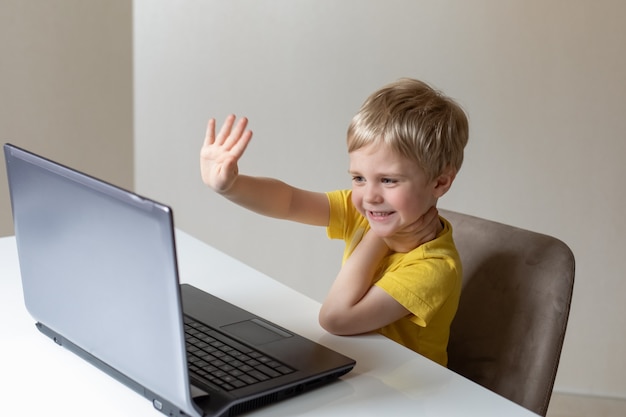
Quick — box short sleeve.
[326,190,350,240]
[375,249,460,327]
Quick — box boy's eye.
[352,175,365,183]
[381,178,397,184]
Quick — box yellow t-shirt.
[326,189,462,366]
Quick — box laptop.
[4,143,355,417]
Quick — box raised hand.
[200,115,253,193]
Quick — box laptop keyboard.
[184,316,294,391]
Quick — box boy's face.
[349,143,444,251]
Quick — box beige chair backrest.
[441,209,575,417]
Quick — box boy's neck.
[383,219,444,253]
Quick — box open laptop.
[4,143,355,417]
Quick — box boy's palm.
[200,115,252,193]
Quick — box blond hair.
[347,78,469,181]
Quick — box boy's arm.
[318,230,411,335]
[318,206,440,335]
[220,175,330,226]
[201,115,329,226]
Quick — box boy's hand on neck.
[383,206,441,253]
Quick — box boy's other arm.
[318,230,411,335]
[201,115,329,227]
[318,206,440,335]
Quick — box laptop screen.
[5,144,196,414]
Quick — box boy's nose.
[363,184,383,204]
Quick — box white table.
[0,232,538,416]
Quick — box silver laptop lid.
[4,144,200,416]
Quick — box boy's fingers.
[230,129,253,158]
[215,114,236,145]
[204,118,216,146]
[203,115,251,157]
[222,116,249,150]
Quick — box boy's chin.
[367,225,396,239]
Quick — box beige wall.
[134,0,626,399]
[0,0,133,236]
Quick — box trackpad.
[222,319,292,345]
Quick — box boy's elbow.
[318,306,353,336]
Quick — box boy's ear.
[432,167,457,198]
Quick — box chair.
[440,209,575,417]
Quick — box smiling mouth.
[368,210,395,219]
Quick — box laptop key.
[256,364,281,378]
[238,374,258,385]
[247,370,269,382]
[275,366,294,375]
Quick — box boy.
[200,78,469,366]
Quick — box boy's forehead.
[349,144,425,176]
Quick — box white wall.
[0,0,133,237]
[134,0,626,398]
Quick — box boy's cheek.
[351,193,363,213]
[353,201,368,219]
